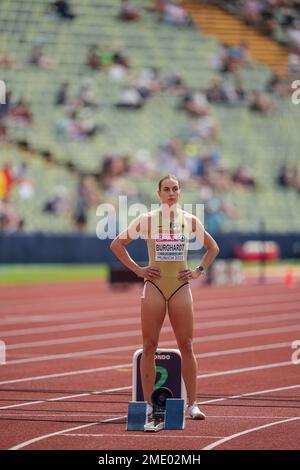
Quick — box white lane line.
[4,315,300,365]
[5,311,300,351]
[62,433,225,439]
[0,361,298,413]
[198,384,300,406]
[0,341,292,409]
[1,292,299,325]
[8,383,300,450]
[2,285,298,311]
[202,416,300,450]
[4,298,300,338]
[9,414,128,451]
[198,361,294,379]
[0,412,121,418]
[2,323,300,376]
[0,383,131,410]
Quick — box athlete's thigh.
[168,284,194,342]
[141,282,167,341]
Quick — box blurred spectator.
[73,175,89,232]
[55,82,69,106]
[248,91,276,114]
[29,44,56,70]
[116,87,145,109]
[55,109,103,141]
[8,99,33,126]
[181,90,210,116]
[161,74,186,93]
[13,162,35,200]
[0,50,16,68]
[187,114,219,142]
[86,45,102,70]
[43,185,70,216]
[277,164,300,191]
[0,194,20,232]
[78,78,98,108]
[1,163,13,195]
[0,119,7,142]
[162,0,193,27]
[206,76,246,105]
[232,165,256,188]
[0,90,13,119]
[48,0,76,20]
[119,0,141,22]
[288,51,300,75]
[266,71,291,97]
[287,19,300,50]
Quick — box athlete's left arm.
[178,216,219,281]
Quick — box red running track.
[0,279,300,450]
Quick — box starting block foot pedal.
[165,399,185,430]
[127,401,147,431]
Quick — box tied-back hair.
[158,175,180,191]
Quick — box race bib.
[155,233,186,261]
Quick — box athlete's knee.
[142,338,158,356]
[178,338,194,355]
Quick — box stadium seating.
[0,0,299,233]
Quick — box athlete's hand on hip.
[135,266,161,280]
[177,269,204,281]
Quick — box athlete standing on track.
[110,175,219,419]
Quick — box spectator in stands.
[78,78,98,108]
[187,114,219,142]
[29,44,56,69]
[119,0,141,22]
[0,90,13,119]
[86,45,102,70]
[112,46,130,69]
[55,82,69,106]
[0,50,16,68]
[116,87,145,109]
[43,185,71,216]
[206,76,246,105]
[277,164,300,191]
[288,50,300,75]
[0,119,7,142]
[266,71,291,97]
[162,0,193,27]
[48,0,76,20]
[0,194,20,232]
[1,163,14,196]
[181,89,210,116]
[248,91,276,114]
[73,175,89,232]
[243,0,262,26]
[161,74,186,94]
[287,19,300,50]
[13,162,35,200]
[8,99,33,126]
[232,165,256,188]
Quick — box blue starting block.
[127,401,147,431]
[165,399,185,430]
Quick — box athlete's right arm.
[110,214,161,280]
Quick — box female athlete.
[110,175,219,419]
